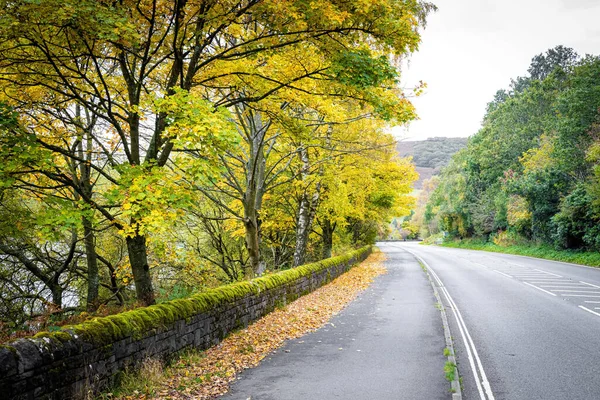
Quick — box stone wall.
[0,246,371,399]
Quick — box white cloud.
[393,0,600,140]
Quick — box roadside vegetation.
[411,45,600,259]
[441,239,600,267]
[0,1,435,341]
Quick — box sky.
[393,0,600,140]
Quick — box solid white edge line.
[580,281,600,289]
[584,301,600,303]
[579,306,600,318]
[426,269,486,399]
[561,294,600,297]
[434,273,496,400]
[522,282,557,296]
[403,249,491,400]
[493,270,512,278]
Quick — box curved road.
[389,242,600,400]
[223,246,449,400]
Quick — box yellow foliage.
[520,134,554,173]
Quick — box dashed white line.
[523,282,557,296]
[506,262,526,268]
[471,262,488,268]
[561,294,600,297]
[539,286,590,288]
[493,270,512,278]
[533,269,563,277]
[579,306,600,317]
[584,301,600,304]
[550,290,600,293]
[580,281,600,289]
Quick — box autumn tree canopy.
[0,0,431,335]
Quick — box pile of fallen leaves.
[111,251,386,400]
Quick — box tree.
[0,0,434,304]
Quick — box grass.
[440,239,600,268]
[100,358,165,398]
[444,361,456,382]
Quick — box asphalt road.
[393,242,600,400]
[222,247,449,400]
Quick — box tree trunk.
[126,233,155,306]
[244,214,261,278]
[82,217,100,311]
[293,148,320,266]
[75,104,100,311]
[51,286,63,309]
[241,109,268,276]
[294,194,311,266]
[321,218,335,259]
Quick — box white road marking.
[550,290,600,293]
[539,286,590,288]
[406,250,495,400]
[523,282,557,296]
[579,306,600,318]
[525,280,572,283]
[561,294,600,297]
[526,283,572,286]
[580,281,600,289]
[506,262,526,268]
[533,269,562,277]
[584,301,600,304]
[472,262,488,268]
[493,270,512,278]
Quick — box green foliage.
[0,0,430,325]
[444,361,457,382]
[331,50,398,89]
[441,239,600,268]
[423,46,600,252]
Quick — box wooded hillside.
[420,45,600,250]
[397,137,467,188]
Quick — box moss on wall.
[23,246,370,348]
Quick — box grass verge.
[440,239,600,268]
[102,251,387,400]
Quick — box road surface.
[394,242,600,400]
[222,246,449,400]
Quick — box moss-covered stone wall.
[0,246,371,400]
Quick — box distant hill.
[397,137,468,188]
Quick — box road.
[222,246,449,400]
[393,242,600,400]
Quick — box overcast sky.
[393,0,600,140]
